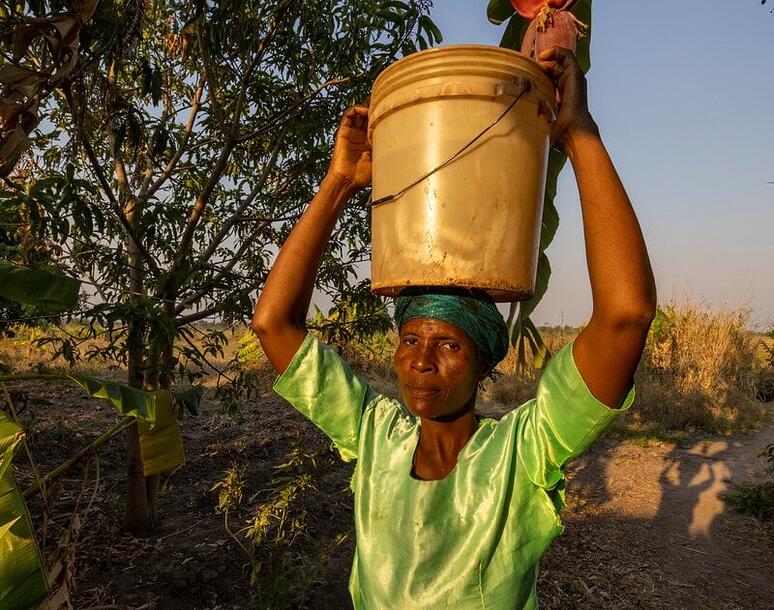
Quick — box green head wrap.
[393,289,509,372]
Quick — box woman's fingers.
[342,104,369,131]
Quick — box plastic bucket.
[368,45,557,302]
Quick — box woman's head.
[392,289,509,420]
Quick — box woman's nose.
[411,345,436,373]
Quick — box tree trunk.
[125,306,150,535]
[140,285,177,531]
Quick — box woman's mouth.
[407,386,440,398]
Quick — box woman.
[252,47,656,609]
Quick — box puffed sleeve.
[516,340,635,492]
[273,333,379,461]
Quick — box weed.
[212,437,345,609]
[632,303,767,434]
[723,481,774,521]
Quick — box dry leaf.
[0,65,47,97]
[0,125,30,177]
[8,21,50,60]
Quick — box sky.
[415,0,774,329]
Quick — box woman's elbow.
[251,298,276,339]
[597,298,657,333]
[251,300,303,340]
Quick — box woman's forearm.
[252,175,354,372]
[253,103,371,374]
[566,126,656,325]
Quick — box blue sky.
[426,0,774,328]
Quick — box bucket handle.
[370,83,532,208]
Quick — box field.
[2,303,773,609]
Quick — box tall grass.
[482,303,769,435]
[632,303,768,434]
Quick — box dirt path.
[545,417,774,609]
[12,378,774,609]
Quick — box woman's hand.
[537,46,599,153]
[327,103,372,193]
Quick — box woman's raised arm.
[538,47,657,408]
[252,104,372,374]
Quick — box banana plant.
[0,264,185,607]
[0,409,48,610]
[487,0,593,372]
[0,261,81,313]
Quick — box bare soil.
[8,379,774,610]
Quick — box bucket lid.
[368,44,557,142]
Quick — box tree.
[1,0,439,535]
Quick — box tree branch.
[69,87,161,277]
[174,219,272,314]
[141,83,203,200]
[193,131,285,267]
[228,0,298,138]
[169,139,235,275]
[195,17,227,131]
[236,77,352,145]
[176,280,264,326]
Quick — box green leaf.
[72,196,93,238]
[66,376,184,475]
[571,0,593,74]
[0,261,80,312]
[519,251,551,321]
[539,149,567,251]
[499,13,530,50]
[0,411,49,610]
[487,0,515,25]
[419,15,443,44]
[172,385,203,417]
[522,317,551,368]
[68,374,163,424]
[137,391,185,476]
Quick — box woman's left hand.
[537,46,599,152]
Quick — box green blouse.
[274,334,633,609]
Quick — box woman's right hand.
[537,47,598,153]
[327,104,372,193]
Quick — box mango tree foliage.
[487,0,592,372]
[0,0,439,534]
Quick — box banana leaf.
[0,411,48,610]
[137,391,184,476]
[67,375,185,476]
[0,261,80,313]
[487,0,515,25]
[68,375,163,423]
[490,1,593,371]
[0,375,184,609]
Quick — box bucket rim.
[369,44,556,135]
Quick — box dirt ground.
[8,378,774,610]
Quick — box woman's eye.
[402,337,417,346]
[441,342,460,351]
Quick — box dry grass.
[481,326,577,410]
[2,300,769,436]
[631,303,769,435]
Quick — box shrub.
[630,303,767,434]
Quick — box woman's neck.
[413,406,478,481]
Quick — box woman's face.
[394,317,485,420]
